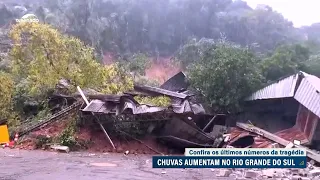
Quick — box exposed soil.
[145,57,181,84]
[75,127,171,155]
[102,52,182,84]
[16,118,172,155]
[16,117,71,150]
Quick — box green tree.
[188,42,263,113]
[261,44,310,81]
[0,72,14,121]
[118,53,151,79]
[0,72,20,132]
[9,22,133,97]
[127,53,151,77]
[303,54,320,77]
[175,38,215,68]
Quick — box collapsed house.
[236,71,320,147]
[79,72,227,150]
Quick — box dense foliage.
[10,22,133,96]
[188,42,264,113]
[0,0,314,57]
[134,95,171,107]
[0,0,319,127]
[0,72,14,121]
[0,72,20,132]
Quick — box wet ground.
[0,149,231,180]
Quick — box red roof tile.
[227,126,309,148]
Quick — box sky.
[244,0,320,27]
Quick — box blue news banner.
[152,148,307,169]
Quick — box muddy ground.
[17,116,174,155]
[0,149,231,180]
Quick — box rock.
[229,174,237,179]
[267,143,280,148]
[298,169,308,177]
[307,164,314,170]
[309,169,320,177]
[293,140,301,145]
[291,169,300,175]
[291,175,302,180]
[161,171,166,174]
[285,142,294,148]
[124,150,129,155]
[216,169,232,177]
[309,160,315,166]
[244,170,259,179]
[262,169,275,178]
[300,177,310,180]
[235,178,247,180]
[50,145,69,153]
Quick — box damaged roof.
[246,73,299,101]
[134,85,189,99]
[227,126,309,148]
[81,71,207,115]
[246,71,320,118]
[81,97,205,115]
[160,72,189,92]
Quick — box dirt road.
[0,149,231,180]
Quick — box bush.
[134,95,171,107]
[57,116,77,147]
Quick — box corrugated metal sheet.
[246,74,299,101]
[82,100,106,113]
[294,78,320,118]
[82,97,205,115]
[247,71,320,119]
[302,72,320,91]
[134,85,189,99]
[160,72,189,92]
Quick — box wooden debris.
[77,86,116,149]
[236,122,320,163]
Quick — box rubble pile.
[4,71,320,168]
[215,162,320,179]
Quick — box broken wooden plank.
[77,86,89,105]
[96,118,116,149]
[203,115,225,132]
[236,122,320,163]
[77,86,116,149]
[237,122,289,146]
